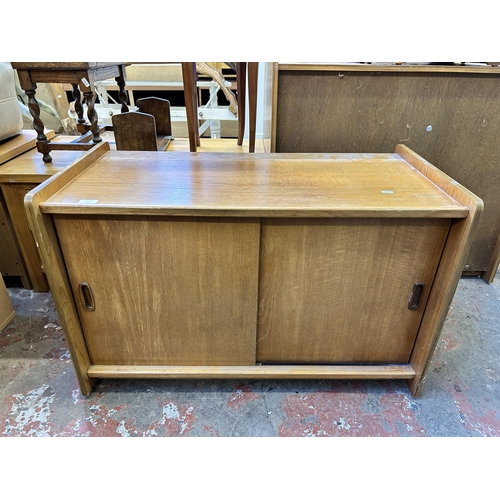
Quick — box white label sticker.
[78,199,99,204]
[381,190,394,194]
[81,77,90,87]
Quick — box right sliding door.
[257,218,451,364]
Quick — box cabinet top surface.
[0,134,85,182]
[40,151,468,218]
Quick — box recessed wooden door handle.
[408,282,424,310]
[79,282,95,311]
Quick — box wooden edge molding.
[395,144,484,396]
[24,141,110,396]
[277,63,500,74]
[0,130,56,166]
[88,364,416,380]
[0,310,16,332]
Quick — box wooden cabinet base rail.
[25,142,482,398]
[87,365,416,380]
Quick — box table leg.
[116,65,129,113]
[85,91,101,143]
[24,86,52,163]
[72,84,86,127]
[182,62,199,152]
[236,62,246,147]
[248,62,258,153]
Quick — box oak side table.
[12,63,129,163]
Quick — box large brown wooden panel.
[274,67,500,279]
[257,218,451,364]
[54,215,260,366]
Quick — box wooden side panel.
[1,184,48,291]
[0,189,30,284]
[24,141,111,395]
[396,145,484,395]
[54,215,260,366]
[274,69,500,276]
[257,218,450,364]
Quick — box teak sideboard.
[25,142,482,397]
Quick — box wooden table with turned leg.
[11,63,129,163]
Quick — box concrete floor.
[1,270,499,437]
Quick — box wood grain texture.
[112,112,159,151]
[0,130,55,166]
[39,151,467,218]
[273,65,499,278]
[24,141,111,395]
[1,184,48,291]
[25,143,479,397]
[395,145,484,395]
[277,63,500,74]
[0,134,88,183]
[87,364,416,379]
[53,215,260,366]
[0,190,30,285]
[136,97,172,137]
[257,218,450,364]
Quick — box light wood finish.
[88,364,416,379]
[24,142,111,394]
[1,184,48,291]
[53,215,260,366]
[40,152,467,218]
[0,130,55,165]
[272,62,499,282]
[167,137,267,153]
[0,136,87,291]
[257,218,450,363]
[0,190,30,286]
[25,145,481,397]
[395,145,484,395]
[0,136,85,183]
[0,136,265,292]
[0,273,15,331]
